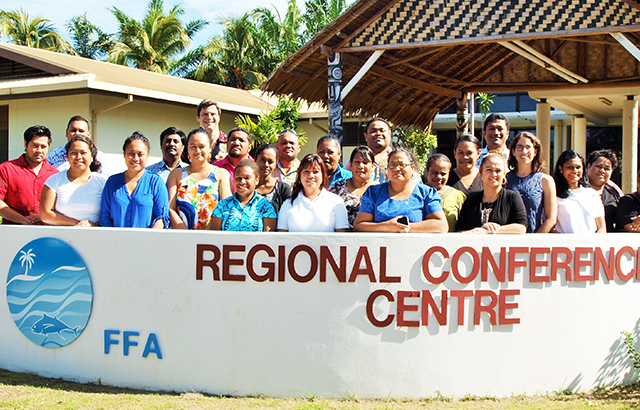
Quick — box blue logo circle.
[6,238,93,348]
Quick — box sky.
[5,0,293,47]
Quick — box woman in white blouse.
[277,154,349,232]
[553,149,606,233]
[40,135,107,226]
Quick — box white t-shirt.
[277,188,350,232]
[44,171,108,223]
[555,187,604,233]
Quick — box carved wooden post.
[328,52,343,146]
[456,96,469,136]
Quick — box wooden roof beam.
[611,32,640,62]
[499,41,588,84]
[341,54,463,99]
[341,51,385,100]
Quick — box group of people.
[0,102,638,234]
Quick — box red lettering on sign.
[499,289,520,325]
[574,247,594,281]
[594,247,615,281]
[529,247,550,282]
[379,247,399,283]
[196,244,220,280]
[451,247,479,283]
[551,247,572,281]
[349,247,376,283]
[278,245,286,281]
[288,245,318,283]
[247,244,275,282]
[450,290,473,326]
[422,290,447,326]
[397,291,420,327]
[474,290,498,325]
[616,246,636,281]
[319,246,346,283]
[222,245,245,281]
[366,289,394,327]
[422,247,449,284]
[481,247,506,282]
[508,247,529,281]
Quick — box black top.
[258,180,292,213]
[447,171,483,196]
[600,188,619,232]
[456,188,528,231]
[615,192,640,231]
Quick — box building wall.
[3,93,246,161]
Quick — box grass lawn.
[1,368,640,409]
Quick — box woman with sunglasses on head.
[354,147,447,233]
[456,153,528,234]
[553,149,606,233]
[277,153,349,232]
[506,132,557,233]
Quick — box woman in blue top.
[210,159,277,231]
[354,147,448,233]
[506,132,557,233]
[100,132,169,228]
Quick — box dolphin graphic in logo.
[31,313,81,339]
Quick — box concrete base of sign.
[1,226,639,398]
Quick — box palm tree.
[108,0,207,73]
[253,0,303,73]
[19,249,36,276]
[0,8,74,53]
[66,14,112,60]
[302,0,352,41]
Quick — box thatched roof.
[262,0,640,128]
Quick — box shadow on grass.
[0,368,190,397]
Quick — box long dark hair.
[554,150,588,199]
[290,154,328,202]
[66,135,101,172]
[508,131,545,173]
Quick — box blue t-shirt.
[329,165,352,188]
[213,192,277,231]
[359,182,443,223]
[100,171,169,228]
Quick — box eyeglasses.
[515,145,535,152]
[388,162,413,169]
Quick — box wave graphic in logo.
[6,238,93,348]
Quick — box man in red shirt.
[0,125,59,224]
[213,127,253,192]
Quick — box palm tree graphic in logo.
[19,249,36,275]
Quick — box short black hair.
[483,113,510,132]
[160,127,186,147]
[317,134,340,149]
[122,131,150,152]
[67,115,89,130]
[228,127,253,144]
[586,149,619,170]
[453,134,481,151]
[186,127,212,147]
[349,145,375,164]
[255,143,278,160]
[24,125,51,145]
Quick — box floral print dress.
[176,166,220,229]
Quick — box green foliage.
[393,125,438,174]
[0,8,74,53]
[302,0,352,41]
[108,0,207,73]
[234,96,306,145]
[66,14,112,59]
[476,92,496,118]
[623,331,640,369]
